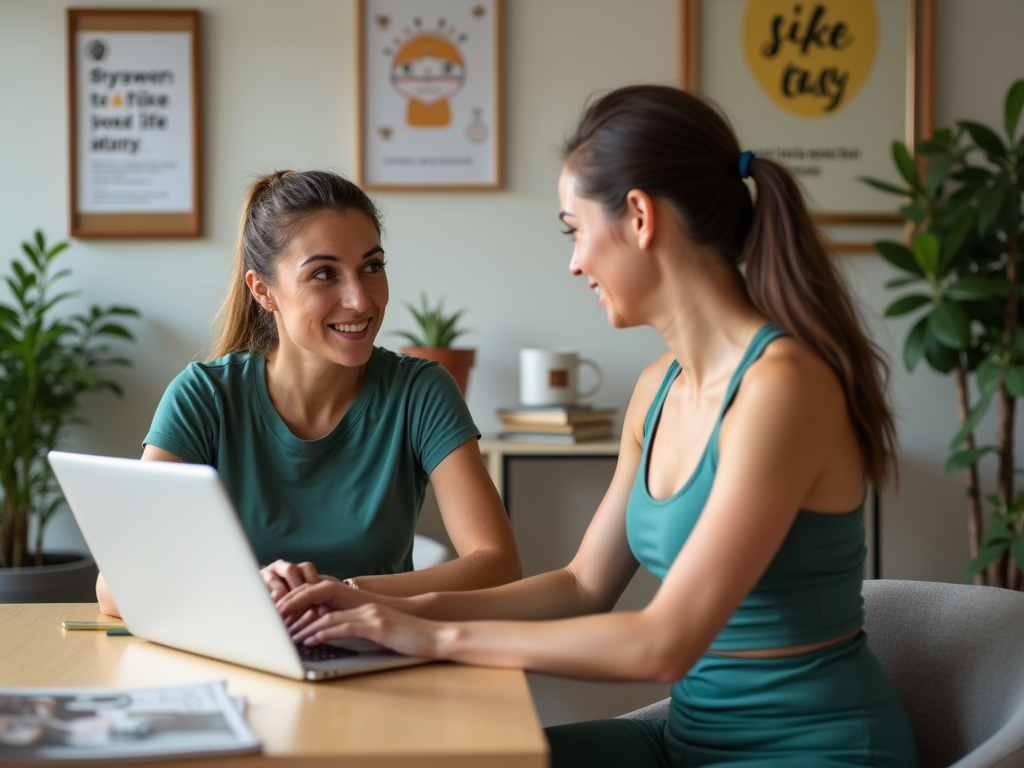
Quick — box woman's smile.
[330,317,372,340]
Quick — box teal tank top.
[625,324,865,652]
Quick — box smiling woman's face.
[254,209,388,368]
[559,168,651,329]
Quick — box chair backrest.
[863,579,1024,768]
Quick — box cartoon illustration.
[385,20,468,128]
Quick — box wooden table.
[0,604,548,768]
[478,437,620,507]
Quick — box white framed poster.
[682,0,934,248]
[358,0,502,191]
[68,9,201,238]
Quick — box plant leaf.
[945,445,996,474]
[1012,536,1024,574]
[928,302,971,349]
[875,241,922,275]
[884,294,931,318]
[949,389,994,449]
[892,141,923,191]
[904,316,929,372]
[925,153,954,197]
[859,177,911,197]
[960,120,1008,159]
[1006,365,1024,397]
[977,184,1007,234]
[946,276,998,300]
[1005,79,1024,141]
[962,542,1010,583]
[911,233,941,275]
[950,166,993,185]
[885,276,924,289]
[977,359,1003,394]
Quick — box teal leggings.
[546,633,918,767]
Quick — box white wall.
[3,0,1024,725]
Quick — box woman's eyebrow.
[299,254,338,267]
[559,211,575,222]
[298,245,383,268]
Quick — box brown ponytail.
[563,85,896,488]
[208,170,383,359]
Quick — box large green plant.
[0,231,138,568]
[862,79,1024,589]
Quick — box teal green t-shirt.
[143,347,479,579]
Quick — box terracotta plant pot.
[401,347,476,396]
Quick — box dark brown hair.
[562,85,896,488]
[210,169,382,358]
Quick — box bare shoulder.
[738,336,846,417]
[622,352,677,445]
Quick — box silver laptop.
[48,451,429,681]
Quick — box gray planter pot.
[0,553,98,603]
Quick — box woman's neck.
[650,255,766,391]
[263,344,368,440]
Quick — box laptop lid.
[48,451,425,681]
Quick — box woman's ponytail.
[563,85,896,488]
[744,158,896,488]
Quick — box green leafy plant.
[393,292,470,348]
[861,79,1024,588]
[0,231,139,568]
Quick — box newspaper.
[0,680,260,762]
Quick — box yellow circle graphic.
[743,1,879,118]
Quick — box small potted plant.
[0,231,139,602]
[393,293,475,395]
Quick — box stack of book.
[496,405,617,443]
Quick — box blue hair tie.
[738,150,755,179]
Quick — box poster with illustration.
[359,0,501,189]
[684,0,932,242]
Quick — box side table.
[478,437,620,511]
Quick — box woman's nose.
[568,250,582,276]
[339,278,369,311]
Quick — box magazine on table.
[0,680,260,762]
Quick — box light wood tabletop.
[0,603,548,768]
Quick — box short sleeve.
[406,363,480,475]
[143,363,221,465]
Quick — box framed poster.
[357,0,502,191]
[682,0,934,248]
[68,9,201,238]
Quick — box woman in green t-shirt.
[96,170,520,616]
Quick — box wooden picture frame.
[357,0,502,191]
[68,9,201,238]
[681,0,935,249]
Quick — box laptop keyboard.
[295,643,358,662]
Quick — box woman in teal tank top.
[272,87,918,766]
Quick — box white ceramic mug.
[519,349,602,406]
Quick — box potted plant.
[393,293,475,395]
[861,79,1024,589]
[0,231,139,601]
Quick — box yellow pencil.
[61,621,127,630]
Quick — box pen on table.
[61,620,127,630]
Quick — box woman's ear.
[624,188,656,251]
[245,270,273,311]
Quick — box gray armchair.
[618,580,1024,768]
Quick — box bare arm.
[282,350,852,683]
[348,438,522,596]
[277,358,665,625]
[95,444,182,616]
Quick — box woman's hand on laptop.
[279,582,442,659]
[260,559,337,600]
